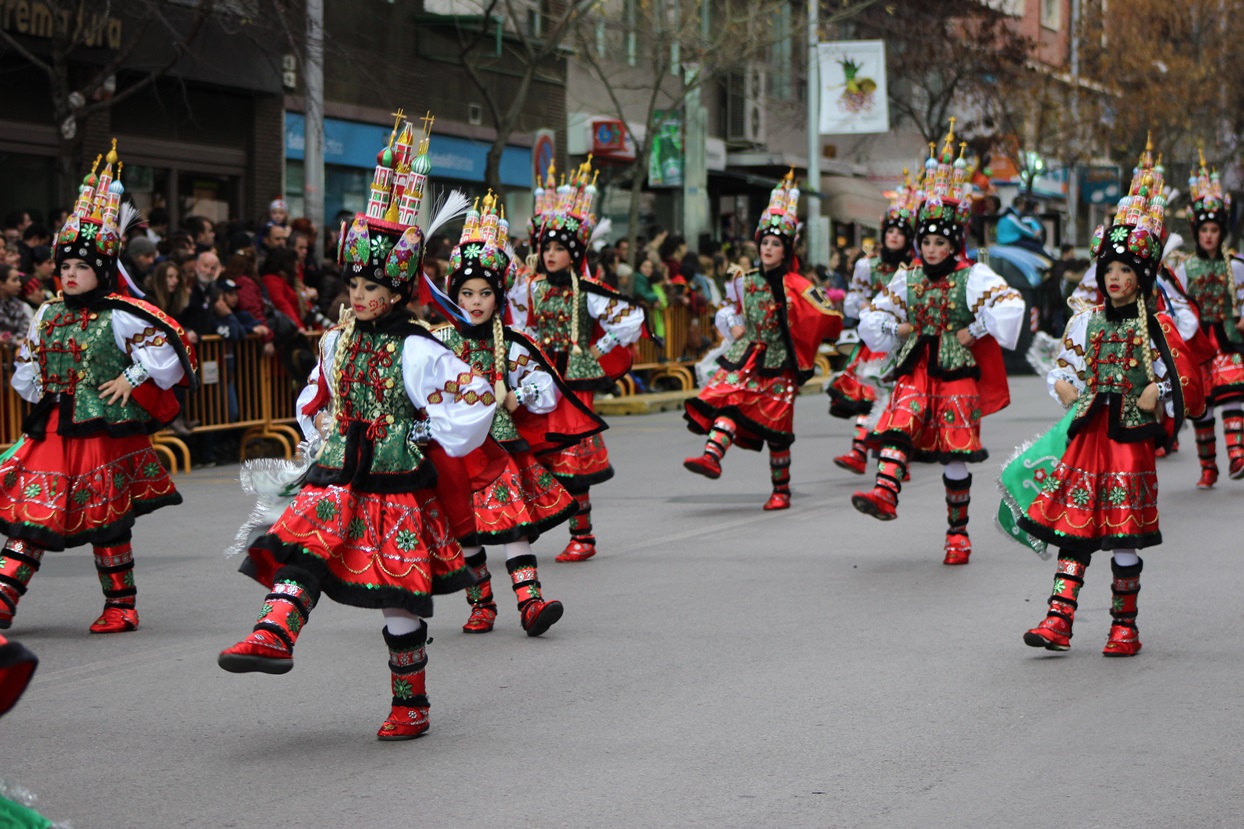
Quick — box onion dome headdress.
[536,158,599,269]
[1089,137,1168,294]
[57,138,138,288]
[448,191,512,299]
[754,170,801,251]
[338,110,466,300]
[1188,147,1230,236]
[914,118,973,252]
[881,168,918,238]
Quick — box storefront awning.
[822,175,889,225]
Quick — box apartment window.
[1040,0,1061,30]
[768,4,792,100]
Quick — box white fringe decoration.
[425,190,471,239]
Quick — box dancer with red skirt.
[683,172,844,509]
[0,140,196,633]
[1019,149,1202,655]
[218,114,497,740]
[514,161,644,562]
[852,121,1024,564]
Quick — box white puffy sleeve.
[586,291,644,353]
[294,328,340,438]
[715,276,745,340]
[964,263,1025,350]
[507,338,559,414]
[1170,262,1190,293]
[858,269,909,353]
[403,335,496,458]
[111,309,189,390]
[1047,311,1089,403]
[844,256,874,320]
[507,274,533,336]
[1156,274,1199,341]
[12,303,50,403]
[1231,258,1244,315]
[1070,262,1100,305]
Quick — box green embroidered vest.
[1185,256,1235,326]
[895,267,976,372]
[867,257,898,295]
[37,304,148,427]
[723,271,790,371]
[1074,312,1158,430]
[439,328,522,445]
[317,327,425,478]
[530,278,605,382]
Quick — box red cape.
[781,272,844,382]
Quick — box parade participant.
[438,193,604,634]
[0,140,197,633]
[217,113,497,741]
[683,172,844,509]
[852,121,1024,565]
[514,160,644,562]
[829,171,917,474]
[1013,152,1201,655]
[1172,151,1244,487]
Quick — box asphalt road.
[3,376,1243,828]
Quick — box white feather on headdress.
[589,217,613,251]
[425,190,471,239]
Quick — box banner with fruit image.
[817,40,889,135]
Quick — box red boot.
[219,567,319,674]
[683,454,722,479]
[462,551,496,634]
[378,623,431,740]
[90,541,138,634]
[1102,558,1142,657]
[943,532,971,565]
[556,538,596,562]
[1195,418,1218,489]
[1024,553,1089,652]
[509,555,563,637]
[833,449,868,475]
[763,491,791,510]
[0,541,43,630]
[1225,410,1244,480]
[852,487,897,521]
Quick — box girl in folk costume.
[852,121,1024,564]
[683,172,844,509]
[1016,153,1202,656]
[436,194,605,635]
[830,170,917,474]
[1172,151,1244,487]
[218,114,498,741]
[0,141,197,633]
[513,160,645,562]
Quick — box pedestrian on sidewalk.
[682,171,843,510]
[0,140,197,633]
[512,160,645,563]
[218,112,496,740]
[850,120,1024,565]
[1010,145,1203,656]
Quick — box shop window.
[179,171,238,224]
[0,153,55,223]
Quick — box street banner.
[818,40,890,135]
[648,110,683,188]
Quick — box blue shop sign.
[285,113,531,187]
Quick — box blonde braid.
[1136,292,1156,383]
[570,267,582,355]
[492,310,507,403]
[328,306,357,425]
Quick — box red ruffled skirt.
[685,349,798,450]
[0,410,180,550]
[473,450,576,544]
[245,484,470,616]
[1018,408,1160,552]
[1203,350,1244,405]
[828,344,883,418]
[872,357,985,462]
[541,390,613,489]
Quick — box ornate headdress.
[448,191,512,299]
[536,158,599,269]
[56,138,133,285]
[1188,147,1230,236]
[754,170,801,251]
[1089,136,1167,292]
[914,118,973,252]
[881,168,918,238]
[338,110,436,299]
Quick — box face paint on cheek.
[367,297,388,313]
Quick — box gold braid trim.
[570,268,582,354]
